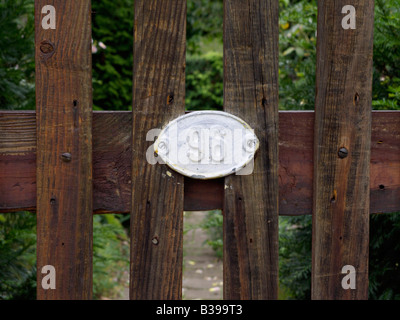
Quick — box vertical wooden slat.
[130,0,186,300]
[35,1,93,299]
[223,0,279,299]
[312,1,375,300]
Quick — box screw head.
[338,147,348,159]
[61,152,72,162]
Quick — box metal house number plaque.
[154,111,259,179]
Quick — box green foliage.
[278,0,317,110]
[200,211,223,259]
[186,51,223,111]
[0,0,135,112]
[0,0,35,110]
[187,0,223,55]
[93,214,130,300]
[372,0,400,110]
[369,213,400,300]
[92,0,134,111]
[0,212,36,300]
[278,216,312,300]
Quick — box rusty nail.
[61,152,72,162]
[338,147,348,159]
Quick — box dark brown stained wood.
[92,112,132,214]
[278,111,314,216]
[0,111,37,212]
[223,0,279,300]
[35,1,93,299]
[1,111,399,215]
[312,1,375,300]
[130,0,186,300]
[370,111,400,214]
[184,178,224,211]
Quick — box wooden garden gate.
[1,0,399,300]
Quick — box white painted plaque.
[153,111,259,179]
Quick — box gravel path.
[183,211,223,300]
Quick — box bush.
[372,0,400,110]
[278,216,312,300]
[200,210,223,259]
[0,212,36,300]
[278,0,317,110]
[186,51,223,111]
[92,0,134,111]
[369,214,400,300]
[0,0,35,110]
[187,0,223,55]
[93,214,130,300]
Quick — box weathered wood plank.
[1,111,399,215]
[223,0,279,299]
[129,0,186,300]
[312,1,375,300]
[0,111,37,212]
[35,0,93,299]
[184,178,224,211]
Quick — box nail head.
[61,153,72,162]
[338,147,348,159]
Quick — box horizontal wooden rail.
[1,110,399,215]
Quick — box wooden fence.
[0,0,399,300]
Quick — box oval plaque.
[154,111,259,179]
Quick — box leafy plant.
[200,210,223,260]
[186,51,223,111]
[93,214,130,300]
[0,0,35,110]
[187,0,223,55]
[372,0,400,110]
[92,0,134,111]
[278,216,312,300]
[0,212,36,300]
[278,0,317,110]
[369,213,400,300]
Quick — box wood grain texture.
[129,0,186,300]
[223,0,279,300]
[0,111,36,212]
[184,178,224,211]
[35,1,93,300]
[1,111,399,215]
[312,1,375,300]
